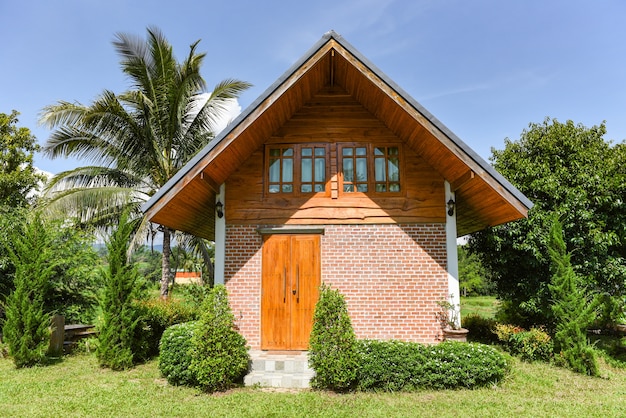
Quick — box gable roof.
[142,30,532,239]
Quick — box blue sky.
[2,0,625,175]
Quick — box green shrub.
[495,324,553,362]
[138,298,200,358]
[462,314,498,344]
[189,285,249,392]
[308,284,359,391]
[548,218,599,376]
[96,213,146,370]
[158,321,199,387]
[356,340,509,391]
[180,283,211,308]
[356,340,426,391]
[421,342,509,389]
[2,213,55,368]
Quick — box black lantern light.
[216,200,224,218]
[447,198,455,216]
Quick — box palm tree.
[40,27,251,298]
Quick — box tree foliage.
[40,27,250,298]
[0,207,100,324]
[458,245,492,296]
[548,217,599,375]
[469,118,626,326]
[189,285,249,392]
[97,211,146,370]
[0,111,45,208]
[309,284,359,391]
[2,213,56,368]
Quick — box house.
[142,31,532,350]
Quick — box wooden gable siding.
[144,33,531,240]
[225,86,445,225]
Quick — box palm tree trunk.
[160,227,172,299]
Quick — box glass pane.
[343,147,353,156]
[375,158,386,182]
[376,184,387,192]
[388,158,399,181]
[301,184,312,193]
[388,146,399,156]
[344,184,354,192]
[282,184,293,193]
[374,147,385,156]
[314,147,325,156]
[269,158,280,182]
[314,184,325,192]
[269,148,281,157]
[356,147,367,156]
[356,158,367,181]
[301,158,312,182]
[343,159,354,182]
[269,184,280,193]
[390,183,400,192]
[315,158,325,182]
[283,148,293,156]
[283,159,293,182]
[302,147,312,156]
[357,184,368,192]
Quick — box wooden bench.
[49,316,99,355]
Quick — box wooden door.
[261,234,320,350]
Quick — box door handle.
[283,267,286,303]
[294,266,300,302]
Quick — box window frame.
[338,142,404,197]
[264,143,331,197]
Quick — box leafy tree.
[0,111,45,208]
[0,208,100,324]
[458,245,492,296]
[44,222,101,323]
[2,213,56,368]
[548,217,599,376]
[40,26,251,298]
[469,118,626,326]
[130,245,162,285]
[97,211,146,370]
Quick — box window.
[265,143,401,196]
[266,145,328,195]
[341,144,401,194]
[300,146,326,193]
[268,147,294,194]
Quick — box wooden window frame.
[264,144,330,197]
[338,142,404,197]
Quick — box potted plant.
[436,296,469,342]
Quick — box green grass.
[461,295,499,319]
[1,353,626,417]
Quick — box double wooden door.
[261,234,320,350]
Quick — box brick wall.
[224,223,449,349]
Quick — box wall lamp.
[447,198,455,216]
[215,200,224,218]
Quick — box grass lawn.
[1,353,626,417]
[461,295,499,319]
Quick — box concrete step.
[244,350,315,389]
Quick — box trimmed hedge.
[308,284,359,391]
[356,340,509,391]
[189,285,249,392]
[158,321,198,386]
